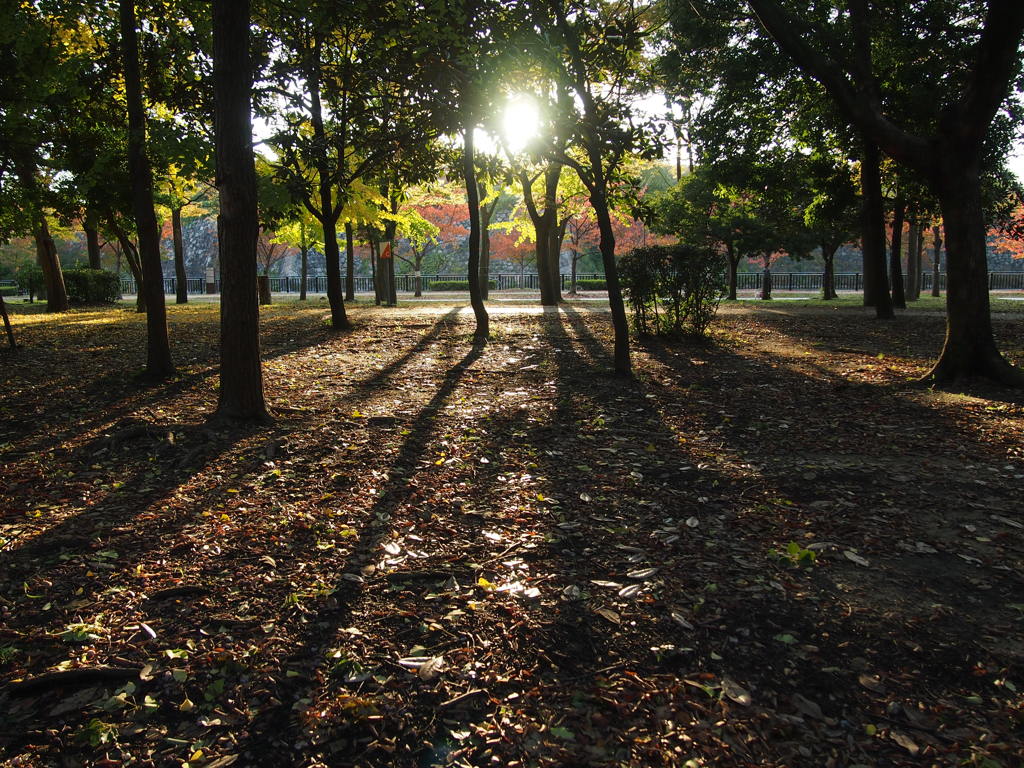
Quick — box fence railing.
[114,271,1024,296]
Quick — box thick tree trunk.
[931,225,942,298]
[591,186,630,375]
[34,216,69,312]
[859,138,893,318]
[760,264,772,300]
[822,244,838,300]
[344,222,355,301]
[212,0,269,422]
[85,221,102,270]
[120,0,173,378]
[926,158,1022,384]
[462,120,488,341]
[889,196,906,309]
[172,206,188,304]
[321,217,347,326]
[257,275,272,305]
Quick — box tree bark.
[110,218,146,312]
[931,224,942,297]
[33,216,69,312]
[726,246,739,300]
[889,195,906,309]
[590,183,630,375]
[1,295,16,349]
[905,219,921,301]
[212,0,270,422]
[85,219,102,270]
[172,206,188,304]
[822,243,838,299]
[308,42,348,330]
[479,181,497,301]
[120,0,173,378]
[859,138,893,318]
[344,222,355,301]
[462,119,488,341]
[760,263,772,300]
[927,157,1023,384]
[299,218,308,301]
[17,163,69,312]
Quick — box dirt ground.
[0,298,1022,767]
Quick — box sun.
[503,96,540,154]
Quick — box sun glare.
[503,97,539,154]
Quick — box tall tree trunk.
[85,217,102,270]
[589,182,630,375]
[172,205,188,304]
[928,158,1022,384]
[212,0,269,421]
[822,243,838,300]
[308,45,347,330]
[120,0,173,378]
[344,222,355,301]
[890,195,906,309]
[930,224,942,298]
[299,218,308,301]
[370,239,381,305]
[905,219,921,301]
[34,216,69,312]
[859,138,893,318]
[462,119,488,341]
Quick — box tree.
[120,0,174,378]
[212,0,270,422]
[745,0,1024,384]
[541,0,665,375]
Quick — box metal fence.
[115,271,1024,296]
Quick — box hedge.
[0,286,20,297]
[63,268,121,304]
[428,280,497,291]
[574,278,607,290]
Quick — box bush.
[63,268,121,304]
[17,265,46,301]
[574,278,607,290]
[0,286,19,297]
[619,244,725,338]
[428,280,497,291]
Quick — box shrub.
[63,268,121,304]
[428,280,497,291]
[618,244,724,338]
[0,286,19,297]
[17,265,46,301]
[574,278,607,290]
